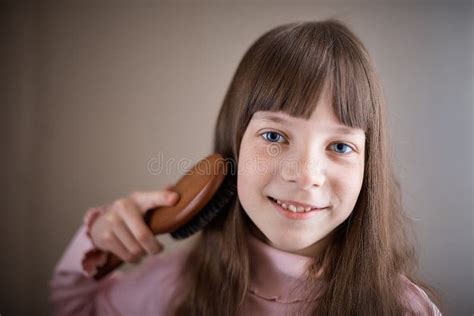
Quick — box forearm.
[49,224,122,316]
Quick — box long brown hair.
[170,19,443,315]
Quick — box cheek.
[237,141,257,211]
[335,169,364,218]
[327,159,363,212]
[238,136,273,183]
[237,135,273,214]
[237,162,264,223]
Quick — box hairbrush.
[93,153,236,280]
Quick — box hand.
[89,186,180,264]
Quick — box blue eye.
[261,131,286,143]
[261,132,354,155]
[332,143,353,154]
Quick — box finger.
[163,183,175,191]
[129,190,180,213]
[116,199,161,254]
[103,230,136,263]
[111,218,148,257]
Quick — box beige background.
[1,1,472,315]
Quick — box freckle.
[255,146,267,156]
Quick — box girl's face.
[237,93,366,256]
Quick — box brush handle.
[92,153,227,280]
[93,252,125,280]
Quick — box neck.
[246,219,333,258]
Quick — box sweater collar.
[246,232,325,303]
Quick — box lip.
[267,196,327,220]
[270,197,326,210]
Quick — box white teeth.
[275,198,311,213]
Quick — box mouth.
[267,196,328,213]
[267,196,327,220]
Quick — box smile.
[267,196,328,220]
[267,196,327,213]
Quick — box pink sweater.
[49,224,442,315]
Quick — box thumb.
[130,189,180,213]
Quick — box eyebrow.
[253,113,364,136]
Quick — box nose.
[280,152,326,190]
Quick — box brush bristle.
[170,173,236,240]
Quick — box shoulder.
[399,274,442,316]
[101,244,192,315]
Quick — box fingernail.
[167,192,178,202]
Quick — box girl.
[50,19,443,315]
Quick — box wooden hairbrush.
[93,153,236,280]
